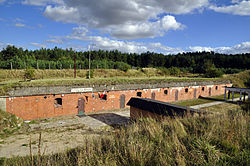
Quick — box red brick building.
[0,81,231,120]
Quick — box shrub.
[85,70,94,79]
[114,62,131,72]
[24,67,35,81]
[205,67,223,78]
[169,67,180,76]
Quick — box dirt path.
[0,110,130,158]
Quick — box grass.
[0,103,249,166]
[224,70,250,88]
[0,68,223,96]
[174,94,241,106]
[0,109,23,138]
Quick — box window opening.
[202,87,205,91]
[55,98,62,106]
[100,94,107,100]
[185,88,188,93]
[215,86,218,90]
[137,92,142,97]
[164,90,168,95]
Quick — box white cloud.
[188,42,250,54]
[15,18,24,22]
[0,0,5,3]
[15,23,26,27]
[210,0,250,16]
[46,39,64,44]
[38,24,45,28]
[44,5,80,24]
[42,0,208,39]
[47,26,183,54]
[108,15,184,40]
[22,0,64,6]
[30,42,46,48]
[188,46,213,52]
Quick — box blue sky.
[0,0,250,54]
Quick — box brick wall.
[5,83,231,120]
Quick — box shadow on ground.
[88,113,131,128]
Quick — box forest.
[0,45,249,75]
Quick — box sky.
[0,0,250,54]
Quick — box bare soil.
[0,110,130,158]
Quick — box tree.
[203,61,223,78]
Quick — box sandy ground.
[0,110,130,158]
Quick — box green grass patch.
[174,94,241,106]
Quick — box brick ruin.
[0,81,232,120]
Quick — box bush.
[85,70,94,79]
[203,61,223,78]
[114,62,131,72]
[205,67,223,78]
[24,67,35,81]
[169,67,180,76]
[157,67,170,76]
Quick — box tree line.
[0,45,249,74]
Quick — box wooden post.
[240,92,242,101]
[232,91,234,101]
[37,62,39,69]
[10,62,13,70]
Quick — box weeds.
[1,108,249,166]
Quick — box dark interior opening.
[55,98,62,106]
[137,92,142,97]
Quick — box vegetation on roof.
[0,68,225,96]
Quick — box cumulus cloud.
[188,46,213,52]
[109,15,184,40]
[188,42,250,54]
[30,42,46,48]
[210,0,250,16]
[44,5,80,23]
[42,0,208,39]
[46,26,183,54]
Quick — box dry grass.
[0,69,221,96]
[1,103,249,166]
[224,70,250,88]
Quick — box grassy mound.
[1,106,249,166]
[225,70,250,88]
